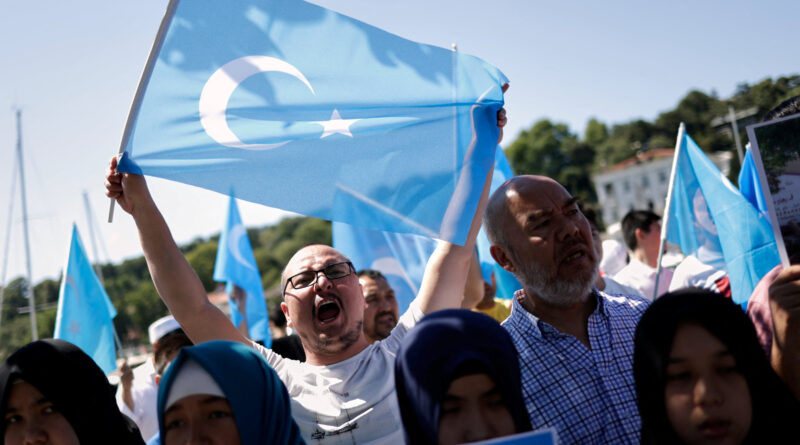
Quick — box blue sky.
[1,0,798,283]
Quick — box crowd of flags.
[11,0,786,375]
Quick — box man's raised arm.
[105,156,248,345]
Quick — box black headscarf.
[634,289,800,444]
[395,309,531,444]
[0,339,144,445]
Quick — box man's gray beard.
[515,254,598,308]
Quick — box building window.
[642,175,650,188]
[605,183,613,194]
[659,170,668,184]
[623,180,630,192]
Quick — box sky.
[1,0,798,284]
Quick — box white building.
[592,149,733,228]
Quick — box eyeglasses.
[283,261,354,295]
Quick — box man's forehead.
[287,245,347,271]
[359,275,389,289]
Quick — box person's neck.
[634,248,657,269]
[303,335,370,366]
[475,296,496,310]
[520,290,596,348]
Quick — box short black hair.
[579,203,602,232]
[154,329,192,374]
[357,269,386,280]
[621,210,660,250]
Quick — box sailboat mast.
[16,109,38,340]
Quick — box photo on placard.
[747,113,800,266]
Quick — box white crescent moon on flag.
[199,55,316,151]
[371,257,418,294]
[228,224,256,270]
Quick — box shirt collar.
[509,288,607,339]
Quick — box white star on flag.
[315,109,360,138]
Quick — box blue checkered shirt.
[502,288,649,444]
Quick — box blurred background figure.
[395,309,531,444]
[117,315,192,441]
[268,305,305,362]
[157,341,303,445]
[600,239,629,276]
[473,272,511,323]
[615,210,673,299]
[634,289,800,445]
[1,339,145,445]
[358,269,400,343]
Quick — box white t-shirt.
[116,357,158,441]
[669,254,730,297]
[253,301,424,444]
[601,276,644,299]
[613,257,673,301]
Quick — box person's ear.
[490,245,517,273]
[280,301,293,327]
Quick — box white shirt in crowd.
[253,301,424,445]
[115,358,159,441]
[613,257,673,301]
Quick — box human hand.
[104,155,154,217]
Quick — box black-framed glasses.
[283,261,354,294]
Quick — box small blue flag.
[213,196,270,344]
[333,223,436,314]
[738,148,770,216]
[54,225,118,374]
[476,148,522,300]
[665,132,780,304]
[117,0,507,246]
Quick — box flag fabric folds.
[738,147,770,216]
[213,196,270,344]
[333,146,521,311]
[117,0,507,245]
[54,225,118,374]
[665,132,780,304]
[333,223,436,314]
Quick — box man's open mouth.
[315,296,342,324]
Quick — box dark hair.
[356,269,386,280]
[762,95,800,122]
[270,304,287,328]
[579,203,602,232]
[0,340,144,444]
[634,289,800,444]
[154,329,192,375]
[621,210,660,250]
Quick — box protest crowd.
[3,3,800,445]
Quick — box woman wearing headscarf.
[0,339,144,445]
[395,309,531,444]
[634,288,800,444]
[157,340,304,445]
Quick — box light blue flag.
[333,223,436,314]
[333,146,521,310]
[476,148,522,300]
[738,148,770,216]
[213,196,270,345]
[665,131,780,304]
[117,0,507,246]
[54,225,118,374]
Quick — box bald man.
[484,175,649,444]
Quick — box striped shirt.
[502,288,649,444]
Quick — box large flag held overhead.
[117,0,507,245]
[738,147,770,216]
[664,128,780,304]
[213,196,270,344]
[54,225,118,374]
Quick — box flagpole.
[15,109,38,340]
[0,147,19,333]
[653,122,686,300]
[108,0,180,223]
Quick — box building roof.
[602,148,674,173]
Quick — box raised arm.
[105,156,248,345]
[768,264,800,400]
